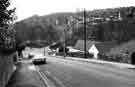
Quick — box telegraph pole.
[71,9,87,58]
[83,9,87,58]
[64,27,66,57]
[63,17,68,57]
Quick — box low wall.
[0,53,15,87]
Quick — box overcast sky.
[11,0,135,21]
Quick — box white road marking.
[35,66,54,87]
[28,65,37,71]
[45,71,67,87]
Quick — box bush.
[98,53,108,60]
[98,53,131,63]
[66,51,93,58]
[26,40,49,48]
[0,29,16,54]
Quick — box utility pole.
[72,9,87,58]
[63,17,68,57]
[83,9,87,58]
[63,27,66,57]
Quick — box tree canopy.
[0,0,16,53]
[0,0,16,27]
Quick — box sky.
[11,0,135,21]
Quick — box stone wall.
[0,53,15,87]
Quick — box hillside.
[14,6,135,46]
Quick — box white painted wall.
[88,44,99,59]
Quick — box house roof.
[74,40,101,52]
[95,42,116,54]
[75,40,116,54]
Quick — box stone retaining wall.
[0,53,15,87]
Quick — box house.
[88,44,99,59]
[75,40,116,59]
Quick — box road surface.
[38,56,135,87]
[6,62,45,87]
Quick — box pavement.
[50,56,135,69]
[6,62,46,87]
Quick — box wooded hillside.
[14,6,135,46]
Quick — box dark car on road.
[32,57,47,65]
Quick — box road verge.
[49,56,135,69]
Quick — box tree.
[127,7,135,18]
[0,0,16,26]
[0,0,16,53]
[0,1,16,87]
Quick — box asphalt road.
[38,57,135,87]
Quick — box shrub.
[66,51,93,58]
[0,28,16,54]
[98,53,130,64]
